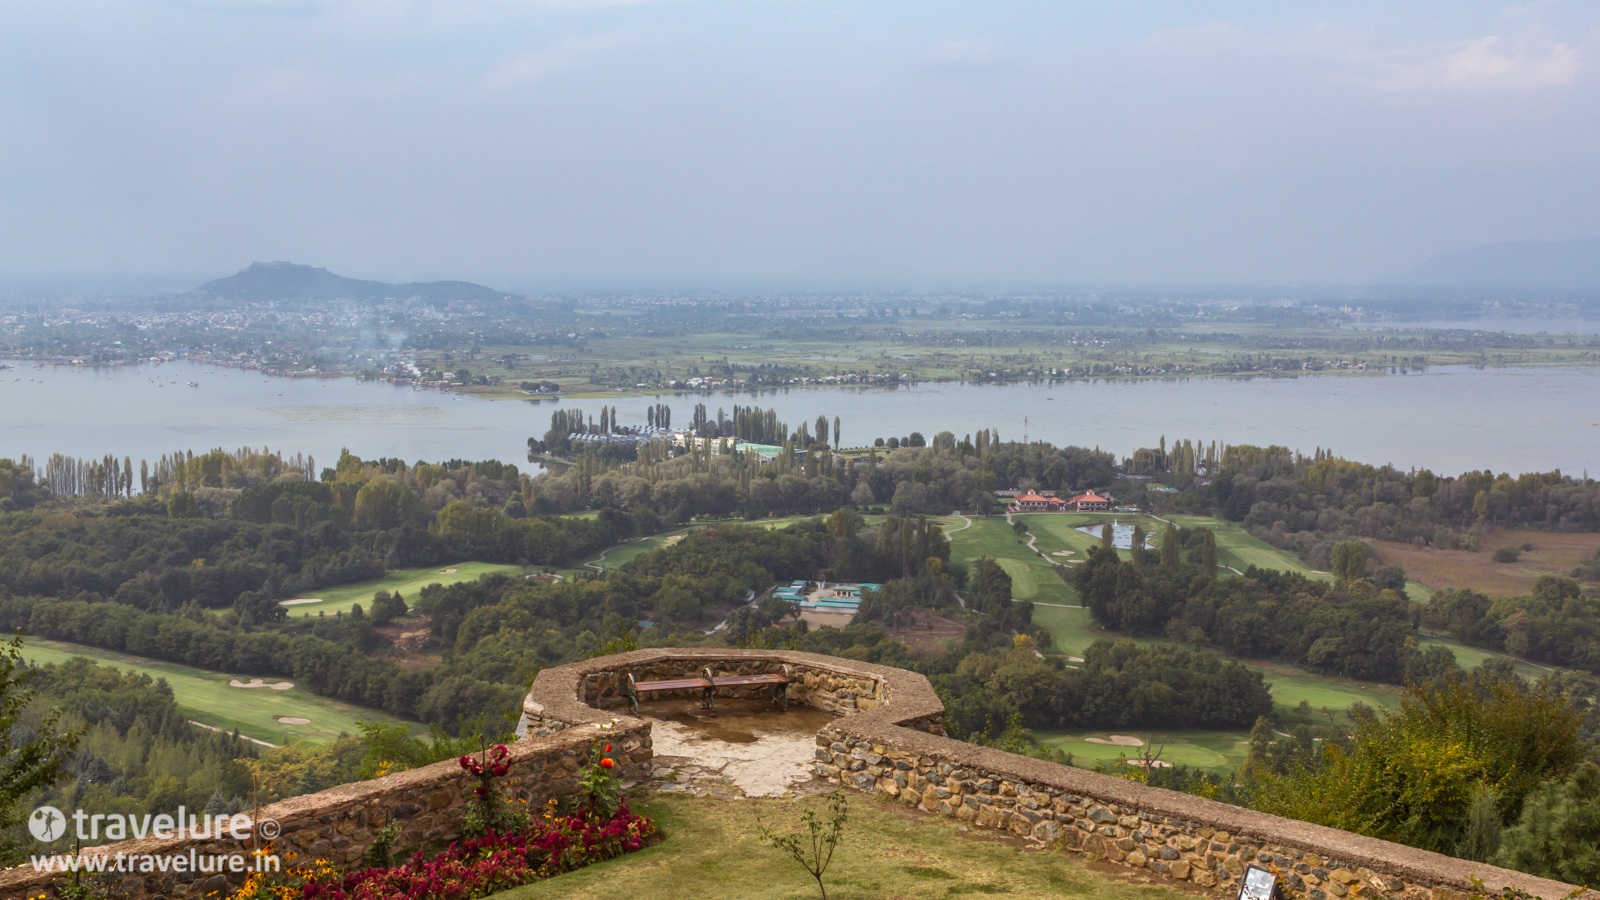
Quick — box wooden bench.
[625,666,791,714]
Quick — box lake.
[3,360,1597,477]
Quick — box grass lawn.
[491,792,1193,900]
[1031,605,1148,659]
[282,561,525,618]
[1036,729,1250,773]
[1166,515,1328,579]
[559,515,832,579]
[18,637,413,746]
[1417,635,1550,681]
[947,516,1075,605]
[1244,663,1401,714]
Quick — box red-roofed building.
[1068,492,1112,511]
[1014,491,1067,512]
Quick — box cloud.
[483,32,631,92]
[1350,35,1580,91]
[925,39,1000,75]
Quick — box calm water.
[3,360,1597,477]
[1075,523,1156,551]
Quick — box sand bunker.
[1084,734,1144,747]
[230,678,294,690]
[1126,759,1172,768]
[279,598,322,606]
[1051,550,1075,557]
[664,535,685,545]
[440,567,458,574]
[276,717,311,725]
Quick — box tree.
[758,790,849,900]
[1252,669,1585,855]
[1496,760,1600,885]
[1100,522,1113,549]
[167,490,198,519]
[1200,529,1217,570]
[1,631,83,859]
[1330,540,1367,583]
[1161,522,1180,568]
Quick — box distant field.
[282,561,524,618]
[558,515,832,579]
[1417,635,1550,681]
[1246,662,1401,714]
[946,516,1075,605]
[19,637,412,746]
[1036,729,1249,773]
[1374,529,1600,598]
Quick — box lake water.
[1075,522,1156,551]
[3,360,1597,477]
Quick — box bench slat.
[633,678,709,692]
[711,675,788,686]
[633,673,789,693]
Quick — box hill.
[185,261,521,304]
[1389,237,1600,291]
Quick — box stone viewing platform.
[4,648,1593,900]
[528,649,1595,900]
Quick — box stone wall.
[521,648,945,736]
[7,647,1594,900]
[0,722,650,900]
[813,715,1597,900]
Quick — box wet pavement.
[641,698,837,799]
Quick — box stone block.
[1332,869,1360,885]
[1087,806,1116,823]
[1169,861,1191,880]
[1224,857,1245,877]
[1127,850,1148,868]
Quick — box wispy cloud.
[483,32,631,92]
[1347,35,1580,91]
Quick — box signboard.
[1237,865,1278,900]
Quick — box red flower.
[604,744,612,753]
[600,758,615,769]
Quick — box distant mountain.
[1390,238,1600,290]
[186,262,521,304]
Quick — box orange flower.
[600,758,615,769]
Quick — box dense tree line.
[1423,576,1600,674]
[1126,442,1600,565]
[4,658,259,855]
[1073,532,1420,683]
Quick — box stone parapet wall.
[521,648,946,736]
[0,722,650,900]
[813,722,1596,900]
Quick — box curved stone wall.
[5,649,1591,900]
[533,649,1593,900]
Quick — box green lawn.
[1417,635,1550,681]
[491,792,1193,900]
[18,637,412,746]
[947,516,1075,605]
[1245,664,1401,714]
[281,561,525,618]
[1036,729,1250,773]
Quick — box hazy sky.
[3,1,1598,289]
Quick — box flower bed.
[237,741,653,900]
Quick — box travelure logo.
[28,807,66,843]
[25,806,265,843]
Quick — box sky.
[2,1,1598,290]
